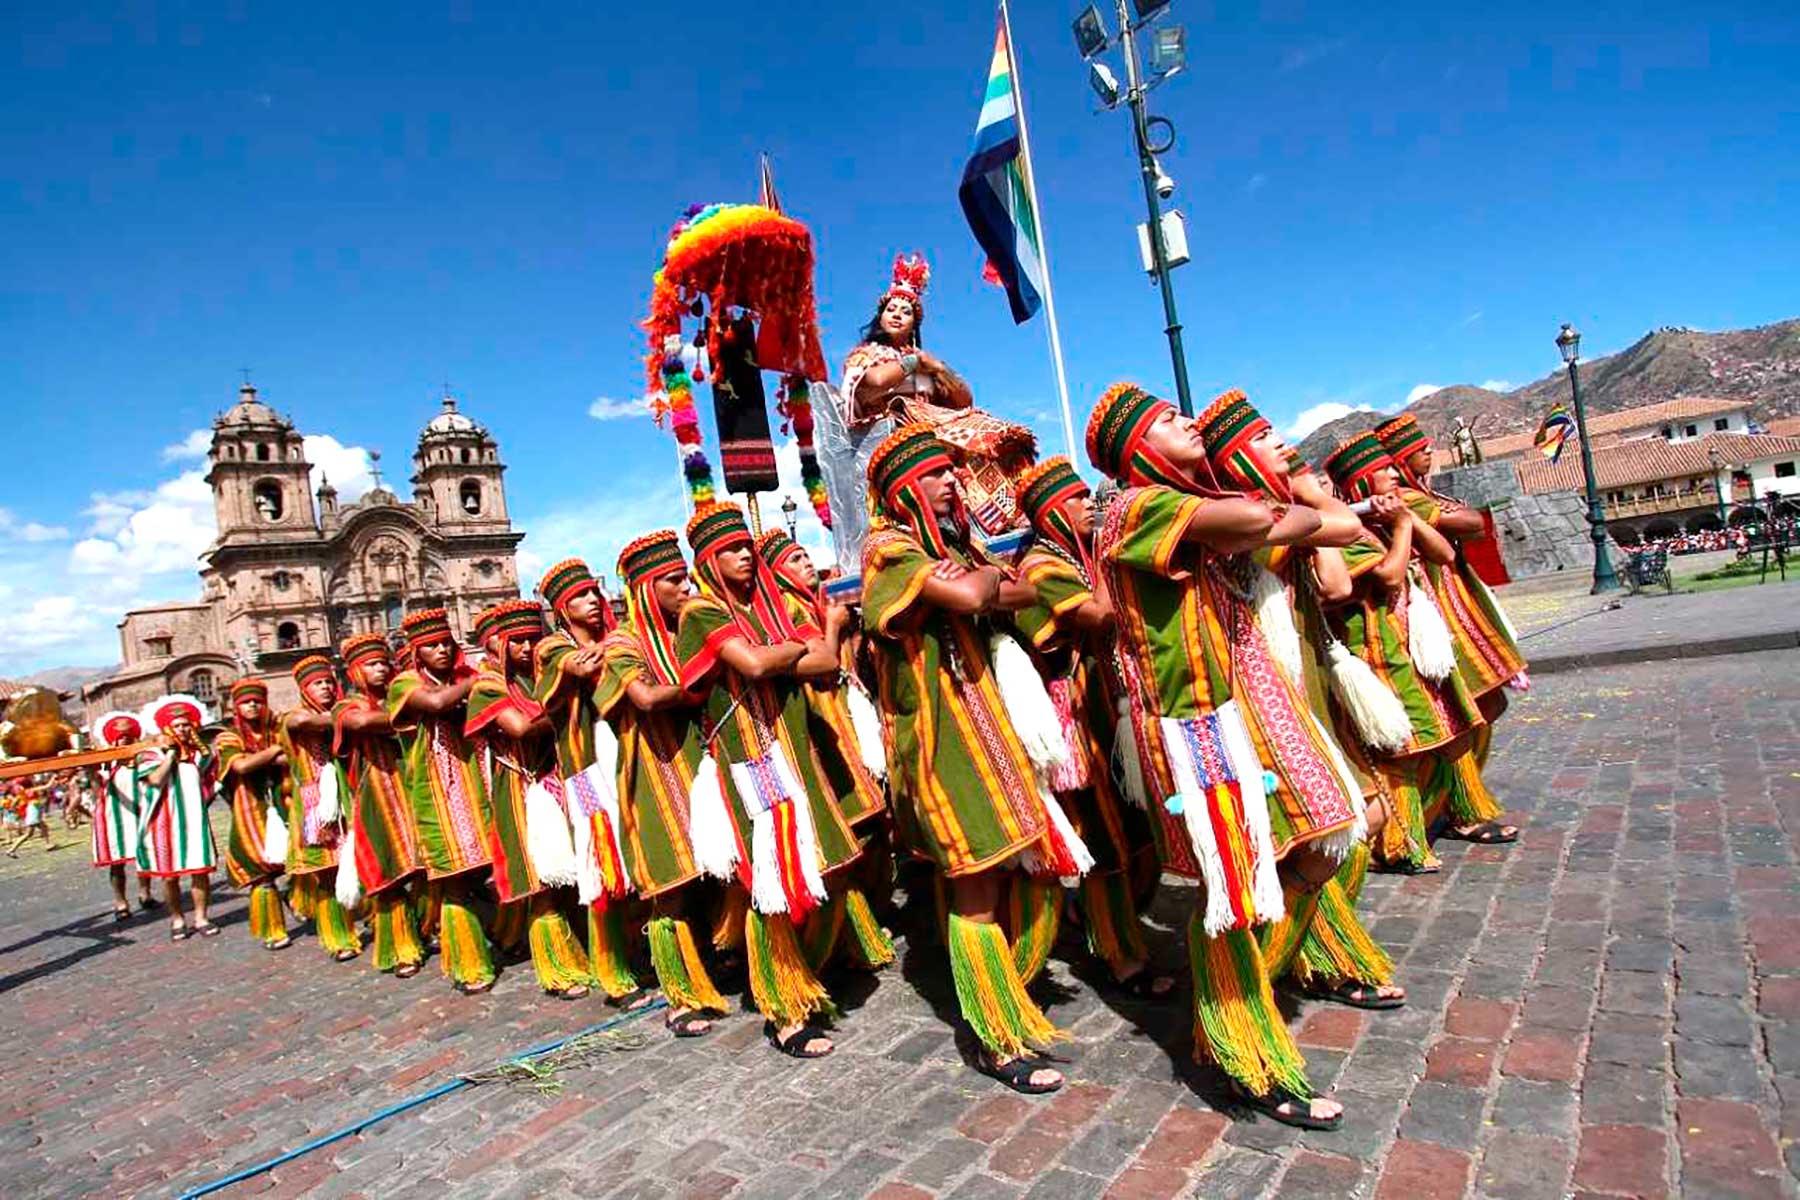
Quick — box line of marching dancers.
[80,379,1525,1129]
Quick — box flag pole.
[999,0,1078,461]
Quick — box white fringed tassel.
[686,754,739,881]
[1019,793,1095,884]
[1407,581,1457,682]
[262,805,289,867]
[1326,639,1414,753]
[1112,697,1150,810]
[523,779,580,887]
[844,679,888,780]
[1161,704,1283,935]
[314,760,342,826]
[592,719,621,792]
[334,819,363,910]
[746,800,829,917]
[1252,567,1304,686]
[989,633,1072,776]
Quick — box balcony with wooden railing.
[1603,483,1726,520]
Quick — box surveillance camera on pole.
[1153,168,1175,199]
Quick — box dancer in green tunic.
[677,501,859,1060]
[334,632,427,977]
[533,558,657,1010]
[387,609,495,993]
[277,660,361,961]
[216,679,290,950]
[466,599,593,998]
[594,534,732,1036]
[862,425,1088,1096]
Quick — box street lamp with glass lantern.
[1556,322,1619,593]
[780,494,799,540]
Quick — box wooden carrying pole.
[0,741,155,782]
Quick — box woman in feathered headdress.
[831,252,1037,542]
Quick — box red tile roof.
[1516,432,1800,494]
[1459,396,1754,466]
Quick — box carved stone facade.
[82,386,523,721]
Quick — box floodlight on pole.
[1072,6,1109,59]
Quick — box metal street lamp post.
[1707,445,1729,526]
[1556,323,1619,593]
[781,494,799,540]
[1073,1,1195,415]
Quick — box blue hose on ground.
[177,998,669,1199]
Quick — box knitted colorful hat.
[399,607,454,650]
[618,530,687,688]
[1015,456,1089,527]
[472,603,503,646]
[867,424,963,558]
[538,558,598,613]
[1085,383,1167,482]
[754,528,801,568]
[92,711,142,747]
[228,678,267,704]
[1197,388,1289,501]
[339,632,390,668]
[293,655,336,689]
[618,530,686,585]
[685,501,753,563]
[485,598,545,644]
[1324,432,1395,500]
[1374,412,1431,464]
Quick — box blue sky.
[2,2,1796,672]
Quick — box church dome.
[217,383,292,430]
[421,395,483,437]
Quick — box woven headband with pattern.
[867,423,955,501]
[400,607,454,649]
[293,655,336,687]
[1374,413,1431,463]
[1015,456,1089,527]
[1085,383,1168,480]
[686,501,753,562]
[1324,433,1394,497]
[472,604,503,645]
[228,678,267,702]
[537,557,598,611]
[618,530,685,586]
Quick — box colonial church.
[81,383,523,719]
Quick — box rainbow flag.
[958,15,1044,324]
[1534,403,1576,463]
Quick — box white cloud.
[1283,402,1357,440]
[1478,379,1514,393]
[0,509,69,542]
[0,594,105,655]
[588,396,648,422]
[70,469,215,580]
[160,429,212,462]
[303,434,375,502]
[1407,384,1445,405]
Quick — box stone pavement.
[1505,575,1800,674]
[2,650,1798,1198]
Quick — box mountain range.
[1295,317,1800,467]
